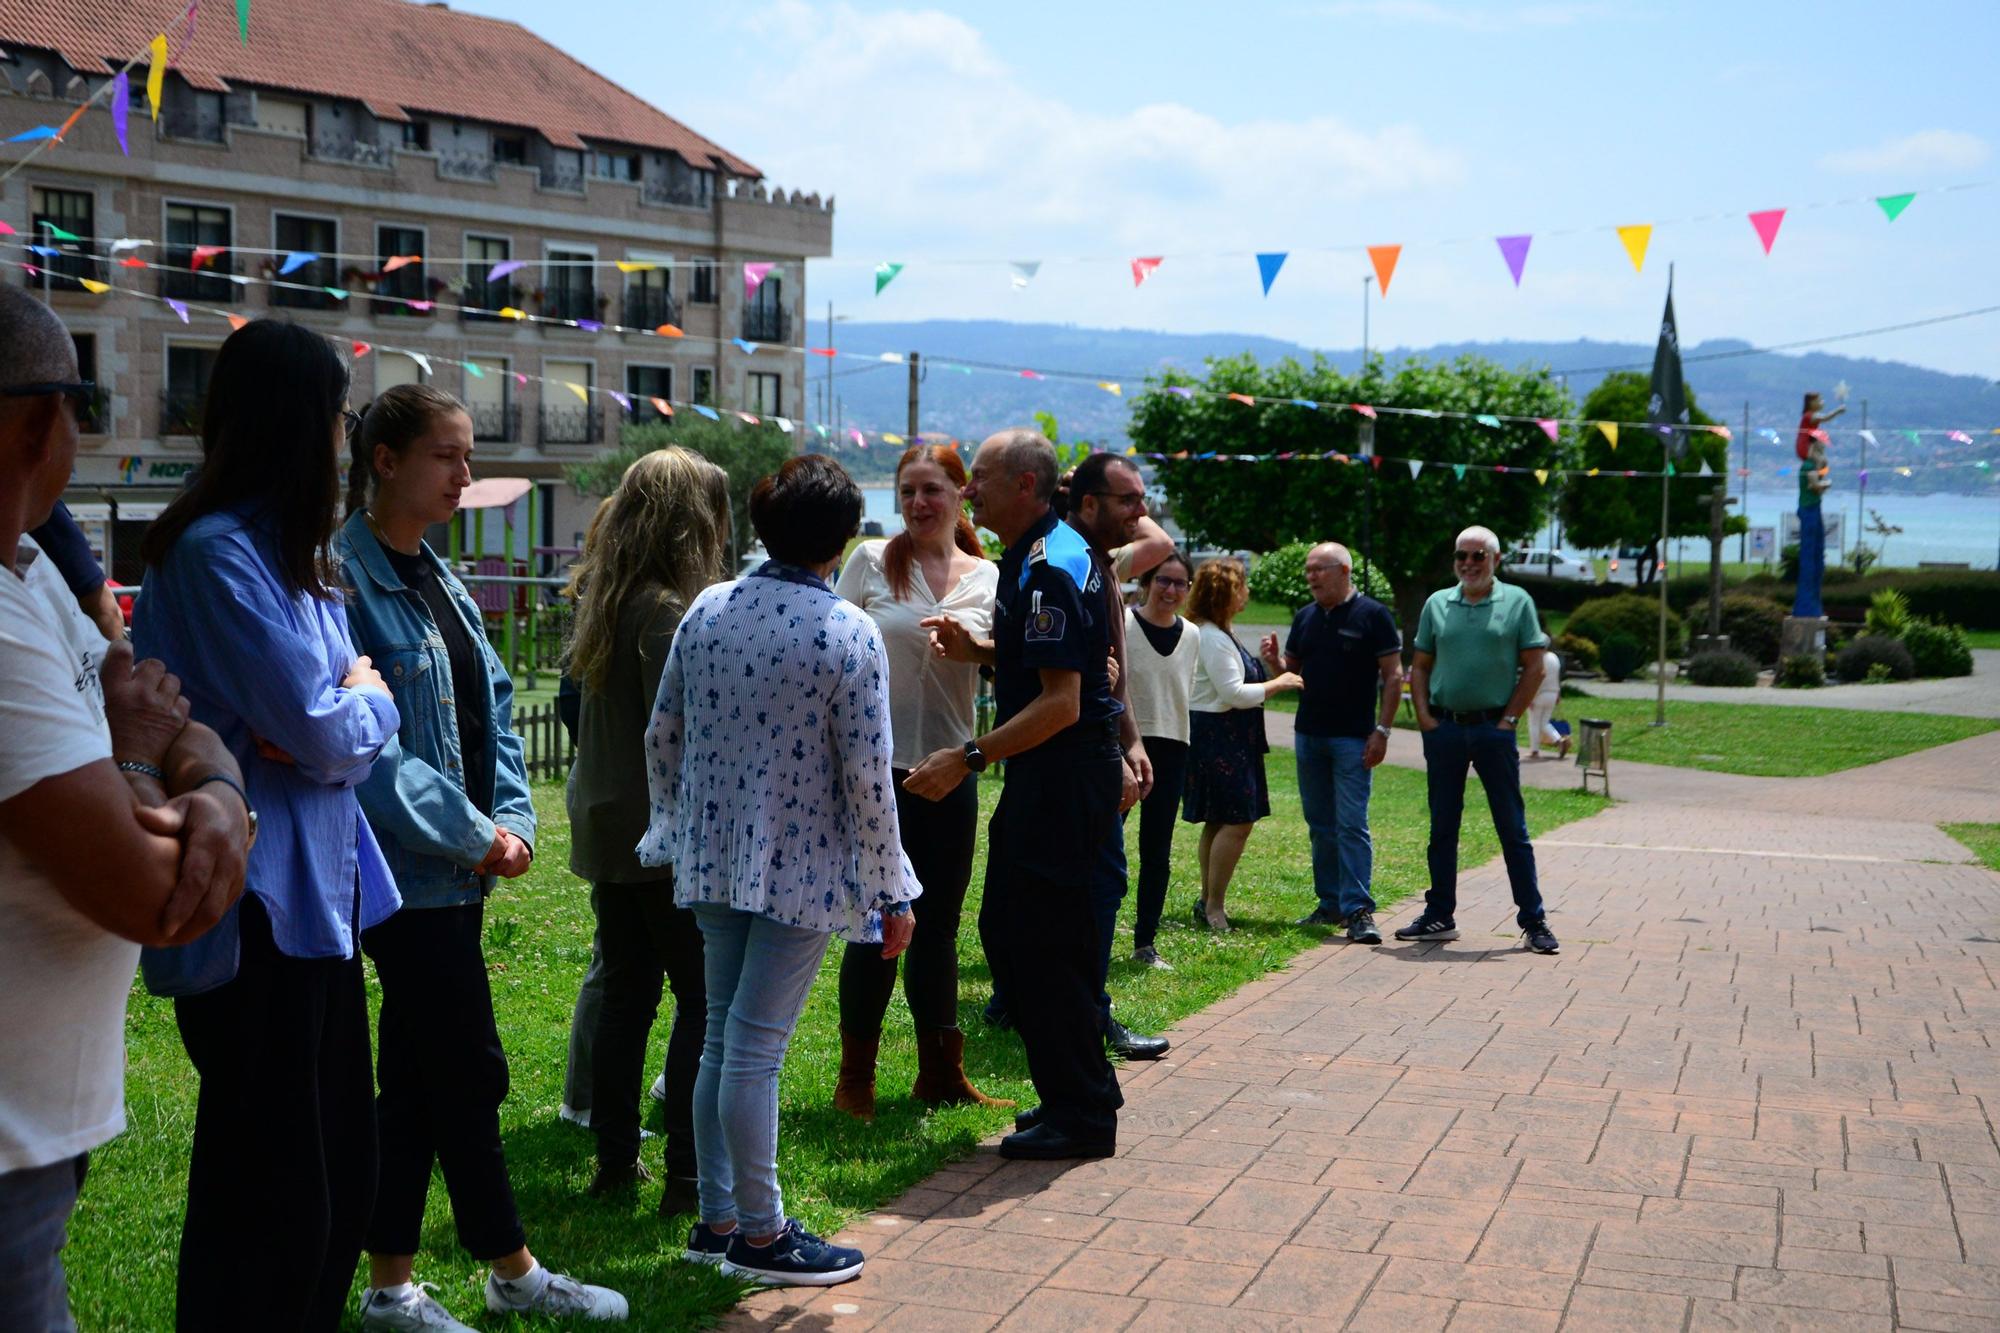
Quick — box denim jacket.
[334,510,536,909]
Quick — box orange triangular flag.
[226,314,248,331]
[1367,244,1401,297]
[1616,224,1652,273]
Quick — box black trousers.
[173,893,376,1333]
[839,769,978,1033]
[980,733,1125,1140]
[361,902,526,1261]
[1131,736,1189,951]
[587,878,705,1177]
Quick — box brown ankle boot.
[833,1027,880,1121]
[912,1027,1015,1108]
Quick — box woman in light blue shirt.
[639,454,919,1288]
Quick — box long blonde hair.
[563,447,730,694]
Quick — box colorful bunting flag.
[1858,429,1875,447]
[1367,244,1401,297]
[382,255,420,272]
[147,33,168,121]
[1098,382,1122,396]
[1748,208,1785,255]
[1495,234,1531,287]
[575,319,602,332]
[743,261,773,300]
[1010,261,1040,290]
[1475,414,1502,428]
[498,307,526,320]
[614,261,655,273]
[1406,460,1422,479]
[657,324,683,337]
[734,338,757,354]
[1350,404,1376,419]
[563,381,589,403]
[226,314,248,331]
[111,72,130,155]
[464,362,484,378]
[1227,393,1256,406]
[6,127,59,143]
[1876,192,1915,222]
[1131,256,1162,288]
[279,252,316,275]
[190,245,225,269]
[609,391,631,410]
[78,278,109,294]
[408,352,432,376]
[488,259,525,283]
[650,397,673,417]
[352,341,371,357]
[1598,421,1618,449]
[1533,468,1549,485]
[874,261,903,295]
[1948,430,1973,444]
[1536,419,1559,442]
[882,433,904,445]
[1255,252,1286,297]
[695,405,720,422]
[235,0,249,43]
[1452,464,1467,481]
[1616,224,1652,273]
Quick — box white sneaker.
[360,1284,478,1332]
[485,1269,629,1322]
[649,1073,667,1103]
[558,1103,592,1128]
[1131,946,1173,971]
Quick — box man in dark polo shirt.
[1263,542,1401,944]
[908,428,1123,1160]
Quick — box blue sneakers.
[720,1219,865,1286]
[683,1222,731,1266]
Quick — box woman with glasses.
[1122,551,1199,968]
[1182,559,1300,931]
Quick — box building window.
[72,334,106,434]
[465,356,515,442]
[689,260,717,305]
[622,265,676,330]
[492,134,528,165]
[29,187,94,290]
[272,214,339,309]
[544,248,596,323]
[163,203,234,301]
[540,360,600,445]
[627,365,671,419]
[692,169,715,206]
[744,276,787,342]
[401,120,430,150]
[464,235,511,322]
[163,344,218,436]
[692,367,714,407]
[746,372,781,416]
[590,150,638,181]
[374,224,428,314]
[164,89,225,143]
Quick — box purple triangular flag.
[1495,234,1532,287]
[111,72,130,156]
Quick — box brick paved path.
[730,734,2000,1331]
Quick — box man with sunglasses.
[1398,525,1559,955]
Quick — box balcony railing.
[160,258,237,303]
[438,152,498,182]
[542,286,599,323]
[273,266,343,311]
[539,165,585,193]
[470,403,521,444]
[622,288,679,330]
[311,137,389,167]
[371,270,430,317]
[539,405,604,447]
[159,390,204,438]
[461,284,514,323]
[742,307,790,343]
[162,111,225,143]
[642,179,712,208]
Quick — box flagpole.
[1653,263,1674,729]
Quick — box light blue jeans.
[690,904,832,1236]
[1295,734,1377,919]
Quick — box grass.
[66,763,1603,1331]
[1964,629,2000,652]
[1942,823,2000,871]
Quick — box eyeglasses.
[343,408,364,438]
[1150,576,1189,590]
[1453,549,1491,564]
[0,381,95,410]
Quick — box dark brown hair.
[347,383,469,516]
[883,445,981,599]
[750,454,863,566]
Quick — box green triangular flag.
[40,222,80,242]
[237,0,251,42]
[1664,461,1676,476]
[1452,463,1467,481]
[874,262,904,296]
[1875,192,1915,222]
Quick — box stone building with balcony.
[0,0,832,581]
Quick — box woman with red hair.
[832,446,1008,1117]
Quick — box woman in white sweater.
[1182,560,1300,930]
[1123,552,1200,968]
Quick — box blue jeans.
[1420,719,1545,929]
[1295,734,1377,919]
[0,1154,85,1333]
[689,905,832,1236]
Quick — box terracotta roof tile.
[0,0,758,173]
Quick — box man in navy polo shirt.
[1264,542,1401,944]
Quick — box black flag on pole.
[1647,274,1690,460]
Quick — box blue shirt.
[132,509,401,976]
[992,509,1119,749]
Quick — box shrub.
[1775,653,1824,688]
[1864,662,1894,684]
[1551,632,1598,673]
[1835,635,1915,683]
[1903,619,1973,678]
[1568,594,1683,659]
[1780,543,1800,582]
[1598,631,1646,682]
[1686,648,1760,687]
[1247,542,1390,611]
[1823,565,1861,587]
[1717,594,1785,665]
[1865,588,1911,639]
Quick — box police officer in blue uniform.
[907,429,1123,1160]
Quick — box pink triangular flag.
[1536,419,1559,442]
[1748,208,1785,255]
[1131,256,1162,288]
[1350,403,1377,419]
[1495,234,1532,287]
[743,262,774,300]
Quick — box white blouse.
[1123,608,1199,745]
[835,539,998,772]
[1189,621,1266,713]
[638,568,922,943]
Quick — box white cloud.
[1820,130,1990,176]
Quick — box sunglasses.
[1453,550,1491,563]
[0,381,95,410]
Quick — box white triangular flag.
[409,352,432,376]
[1010,260,1040,290]
[1698,460,1713,476]
[774,418,794,434]
[1859,430,1876,447]
[1407,459,1423,479]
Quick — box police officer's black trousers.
[979,736,1126,1142]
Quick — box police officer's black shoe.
[998,1122,1115,1161]
[1105,1018,1170,1061]
[1014,1105,1043,1133]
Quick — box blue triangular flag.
[279,252,318,276]
[1256,252,1287,297]
[6,126,60,143]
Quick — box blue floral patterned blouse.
[637,562,921,942]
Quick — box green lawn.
[1943,823,2000,871]
[67,765,1603,1331]
[1964,629,2000,652]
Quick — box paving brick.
[1469,1211,1596,1275]
[871,1306,1003,1333]
[908,1226,1082,1277]
[1560,1284,1690,1329]
[1042,1247,1159,1296]
[1127,1258,1259,1306]
[1637,1197,1779,1234]
[1446,1301,1561,1331]
[1343,1288,1455,1332]
[991,1288,1143,1332]
[1188,1178,1325,1234]
[1374,1258,1573,1309]
[1372,1220,1483,1261]
[1229,1245,1381,1321]
[1687,1298,1893,1331]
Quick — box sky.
[452,0,1996,378]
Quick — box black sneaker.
[1523,921,1560,955]
[721,1219,865,1287]
[1393,915,1460,942]
[1345,911,1383,945]
[587,1159,651,1196]
[683,1221,731,1266]
[1296,906,1343,927]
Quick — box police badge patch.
[1022,588,1065,642]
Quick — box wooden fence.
[513,701,576,785]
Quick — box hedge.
[1568,594,1684,659]
[1509,569,2000,630]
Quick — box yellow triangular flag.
[146,34,167,122]
[499,307,526,320]
[615,261,656,273]
[1616,224,1652,273]
[883,433,904,445]
[1587,467,1600,476]
[1533,468,1549,486]
[1098,382,1122,396]
[1597,421,1618,450]
[564,381,589,403]
[79,278,109,294]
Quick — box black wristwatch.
[962,740,988,774]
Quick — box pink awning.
[456,478,533,511]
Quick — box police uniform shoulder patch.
[1028,537,1047,565]
[1022,587,1065,642]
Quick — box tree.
[1130,352,1574,634]
[1555,370,1731,582]
[564,415,796,564]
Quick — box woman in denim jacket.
[336,385,624,1330]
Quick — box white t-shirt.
[19,536,106,725]
[836,540,998,771]
[0,558,135,1173]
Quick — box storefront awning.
[457,478,533,511]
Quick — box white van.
[1503,548,1595,582]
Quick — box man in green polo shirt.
[1396,525,1559,955]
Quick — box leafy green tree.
[1555,370,1731,576]
[1130,352,1574,633]
[564,416,796,564]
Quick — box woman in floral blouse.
[639,454,919,1288]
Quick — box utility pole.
[907,351,920,441]
[1654,465,1670,728]
[825,300,836,438]
[1361,275,1372,370]
[1856,399,1868,562]
[1738,401,1749,562]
